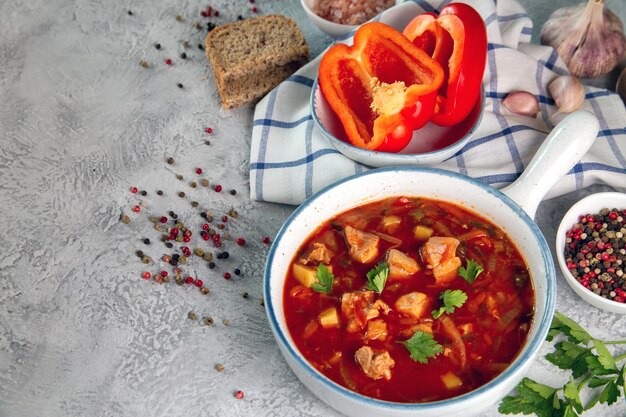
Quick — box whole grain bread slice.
[205,14,309,109]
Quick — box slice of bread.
[205,15,309,109]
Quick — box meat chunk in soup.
[365,319,388,341]
[300,242,334,265]
[395,291,430,319]
[344,225,380,264]
[341,291,390,332]
[421,237,461,284]
[354,346,395,380]
[386,249,420,279]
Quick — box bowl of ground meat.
[301,0,399,38]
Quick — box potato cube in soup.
[413,225,434,241]
[395,291,430,319]
[433,257,462,284]
[387,249,420,279]
[292,263,332,288]
[319,307,340,328]
[381,215,402,233]
[441,372,463,390]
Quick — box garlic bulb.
[541,0,626,78]
[548,76,585,114]
[503,91,540,117]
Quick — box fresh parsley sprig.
[500,311,626,417]
[311,264,334,294]
[403,331,443,364]
[458,259,484,283]
[365,261,389,294]
[432,289,467,319]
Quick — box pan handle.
[501,110,599,219]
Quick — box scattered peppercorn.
[178,192,185,198]
[208,262,215,269]
[234,390,244,399]
[157,190,163,196]
[139,60,150,68]
[178,83,184,89]
[136,250,144,258]
[237,15,243,20]
[201,287,209,295]
[121,214,131,224]
[132,205,141,213]
[205,140,211,146]
[205,127,213,134]
[143,238,151,245]
[236,237,246,246]
[214,184,222,192]
[215,363,225,372]
[191,201,199,208]
[224,272,231,279]
[234,268,241,276]
[252,6,258,12]
[195,279,203,287]
[198,43,204,50]
[190,181,197,188]
[230,189,236,195]
[203,252,213,261]
[185,276,194,284]
[165,242,173,248]
[222,251,229,259]
[140,190,147,196]
[207,22,216,31]
[203,316,214,326]
[188,311,197,320]
[242,292,248,299]
[183,41,190,49]
[128,10,133,15]
[142,271,151,279]
[176,174,184,180]
[175,15,183,22]
[262,236,270,244]
[167,157,174,165]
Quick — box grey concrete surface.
[0,0,625,417]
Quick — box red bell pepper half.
[318,22,444,152]
[403,3,487,127]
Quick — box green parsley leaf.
[563,377,583,413]
[598,381,620,405]
[432,289,467,319]
[588,377,612,388]
[499,378,559,417]
[403,331,443,364]
[311,264,334,294]
[553,311,592,345]
[593,339,617,371]
[458,259,484,283]
[365,261,389,294]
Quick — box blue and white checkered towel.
[250,0,626,205]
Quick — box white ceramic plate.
[555,192,626,314]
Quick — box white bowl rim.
[264,166,556,409]
[300,0,359,29]
[555,191,626,311]
[310,77,486,161]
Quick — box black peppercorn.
[180,52,187,59]
[155,43,161,50]
[140,190,147,196]
[143,238,150,245]
[177,83,183,89]
[234,268,241,275]
[157,190,163,196]
[230,189,237,195]
[222,251,229,259]
[208,262,215,269]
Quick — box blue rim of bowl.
[309,77,486,162]
[556,192,626,310]
[264,166,556,410]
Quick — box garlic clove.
[540,0,626,78]
[503,91,540,117]
[548,75,585,114]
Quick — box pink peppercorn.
[195,279,203,287]
[236,237,246,246]
[262,236,270,244]
[235,390,244,399]
[222,215,228,222]
[185,276,194,284]
[132,205,141,213]
[214,184,222,192]
[142,272,151,279]
[166,58,172,65]
[159,216,167,223]
[224,272,231,279]
[205,127,213,134]
[196,168,203,175]
[130,187,138,193]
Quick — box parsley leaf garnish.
[365,261,389,294]
[500,311,626,417]
[403,331,443,364]
[432,289,467,319]
[311,264,334,294]
[458,259,483,283]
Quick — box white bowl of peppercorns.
[556,192,626,314]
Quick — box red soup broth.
[283,196,534,403]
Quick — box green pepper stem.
[577,375,592,392]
